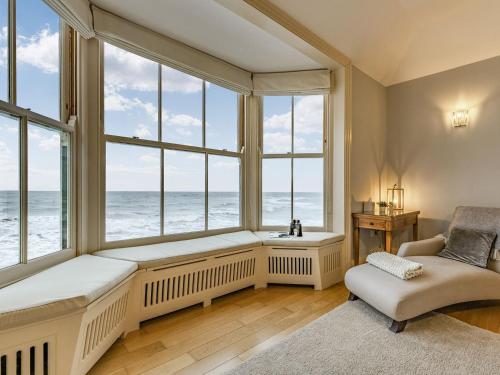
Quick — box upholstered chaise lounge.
[345,206,500,333]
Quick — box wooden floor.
[89,283,500,375]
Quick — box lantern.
[387,184,404,211]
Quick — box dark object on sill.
[297,223,303,237]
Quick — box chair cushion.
[447,206,500,250]
[438,227,496,268]
[0,255,137,330]
[254,231,344,247]
[94,231,262,269]
[345,256,500,321]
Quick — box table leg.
[413,218,419,241]
[353,226,360,265]
[385,231,392,254]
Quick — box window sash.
[259,95,328,230]
[100,41,245,246]
[0,1,75,285]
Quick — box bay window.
[103,42,243,243]
[0,0,73,279]
[260,95,326,229]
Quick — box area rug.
[227,300,500,375]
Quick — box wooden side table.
[352,210,420,265]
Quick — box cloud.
[162,66,203,94]
[263,132,291,153]
[134,123,152,139]
[0,26,7,69]
[104,86,158,122]
[139,153,159,164]
[38,134,60,151]
[264,112,291,131]
[165,113,202,127]
[263,95,323,135]
[213,159,239,169]
[104,43,203,94]
[294,95,323,134]
[17,27,59,74]
[174,127,192,137]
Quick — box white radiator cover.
[128,242,344,325]
[0,241,344,374]
[0,276,134,375]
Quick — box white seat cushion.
[0,255,137,330]
[94,231,262,269]
[254,231,344,247]
[345,256,500,321]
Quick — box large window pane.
[294,95,324,153]
[17,0,60,120]
[206,84,238,151]
[0,113,20,268]
[262,158,291,226]
[106,143,160,241]
[263,96,292,154]
[294,158,323,227]
[162,66,203,146]
[164,150,205,234]
[28,123,69,260]
[208,155,240,229]
[104,43,158,140]
[0,0,7,101]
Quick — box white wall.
[387,55,500,240]
[350,67,388,259]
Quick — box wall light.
[451,109,469,127]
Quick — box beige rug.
[227,300,500,375]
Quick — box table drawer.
[358,218,386,230]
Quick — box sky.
[0,0,62,192]
[0,1,324,194]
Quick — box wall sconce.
[387,184,404,211]
[451,109,469,127]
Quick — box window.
[103,43,242,242]
[17,0,61,120]
[261,95,325,228]
[0,0,73,275]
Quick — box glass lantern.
[387,184,404,211]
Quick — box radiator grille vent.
[1,341,50,375]
[324,251,341,273]
[82,292,129,360]
[268,256,312,276]
[143,257,256,308]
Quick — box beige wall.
[387,55,500,240]
[351,67,388,259]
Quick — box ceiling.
[90,0,324,73]
[267,0,500,86]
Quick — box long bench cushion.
[94,231,262,269]
[0,255,137,331]
[254,231,345,247]
[344,256,500,322]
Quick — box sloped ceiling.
[90,0,324,72]
[268,0,500,86]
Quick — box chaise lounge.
[345,206,500,332]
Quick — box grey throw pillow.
[438,227,496,268]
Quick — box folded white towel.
[366,252,423,280]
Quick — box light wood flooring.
[89,283,500,375]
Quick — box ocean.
[0,191,322,268]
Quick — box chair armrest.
[397,237,445,257]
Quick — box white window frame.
[0,0,76,287]
[258,95,333,232]
[99,41,245,249]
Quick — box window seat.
[254,231,345,247]
[94,230,262,269]
[0,255,137,331]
